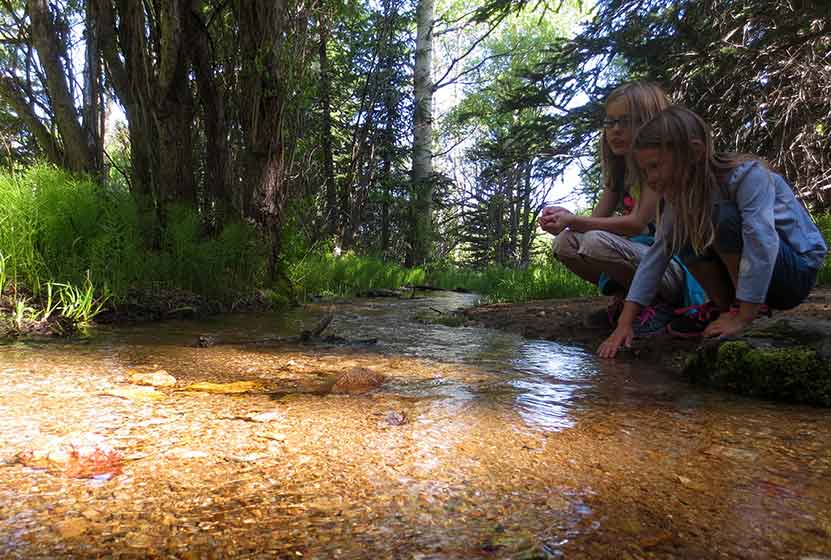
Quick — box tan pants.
[552,229,686,306]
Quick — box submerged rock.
[683,317,831,407]
[128,369,177,387]
[330,367,386,394]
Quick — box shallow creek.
[1,292,830,559]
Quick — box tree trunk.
[508,169,518,266]
[93,0,195,217]
[187,0,232,220]
[519,162,533,267]
[157,0,195,206]
[408,0,434,266]
[83,1,104,176]
[0,76,64,166]
[235,0,290,279]
[319,19,337,237]
[28,0,93,173]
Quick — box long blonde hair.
[632,106,758,254]
[601,82,671,195]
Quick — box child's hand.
[703,314,752,339]
[539,207,574,235]
[597,325,634,358]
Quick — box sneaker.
[632,303,674,338]
[667,302,722,338]
[584,296,624,329]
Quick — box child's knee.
[552,229,580,260]
[577,230,626,262]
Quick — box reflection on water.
[0,291,830,559]
[510,342,595,431]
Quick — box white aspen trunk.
[409,0,434,265]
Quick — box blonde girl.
[540,81,691,335]
[599,106,827,358]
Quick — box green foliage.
[288,252,426,301]
[51,274,109,333]
[0,165,269,324]
[814,213,831,286]
[427,262,595,302]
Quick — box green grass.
[285,252,596,304]
[288,252,426,301]
[427,263,596,303]
[0,165,268,327]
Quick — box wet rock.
[165,448,209,459]
[196,335,216,348]
[383,410,407,426]
[180,381,263,394]
[128,369,177,387]
[245,410,285,423]
[356,288,401,298]
[320,334,379,346]
[102,385,165,401]
[16,435,123,478]
[330,367,386,394]
[683,317,831,406]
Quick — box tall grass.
[0,165,267,311]
[427,263,596,303]
[288,252,426,301]
[285,251,596,304]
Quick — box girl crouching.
[599,106,827,358]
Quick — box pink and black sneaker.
[631,303,675,338]
[667,302,722,338]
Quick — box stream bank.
[461,287,831,406]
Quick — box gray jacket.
[627,160,828,306]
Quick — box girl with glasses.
[598,106,826,358]
[539,82,703,336]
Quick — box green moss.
[685,341,831,407]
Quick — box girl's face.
[604,98,633,156]
[635,147,674,194]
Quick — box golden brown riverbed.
[1,293,830,559]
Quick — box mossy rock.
[683,317,831,407]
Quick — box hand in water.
[597,325,633,358]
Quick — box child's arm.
[554,186,659,237]
[733,164,779,305]
[598,301,641,358]
[598,210,675,358]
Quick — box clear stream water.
[0,292,829,559]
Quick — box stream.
[1,291,829,558]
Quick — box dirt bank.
[461,287,831,366]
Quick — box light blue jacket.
[627,161,828,306]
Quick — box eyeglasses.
[602,117,632,130]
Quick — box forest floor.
[460,286,831,367]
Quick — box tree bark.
[0,76,64,166]
[408,0,434,265]
[83,0,104,176]
[93,0,195,214]
[318,18,337,237]
[235,0,290,279]
[519,162,533,267]
[27,0,93,173]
